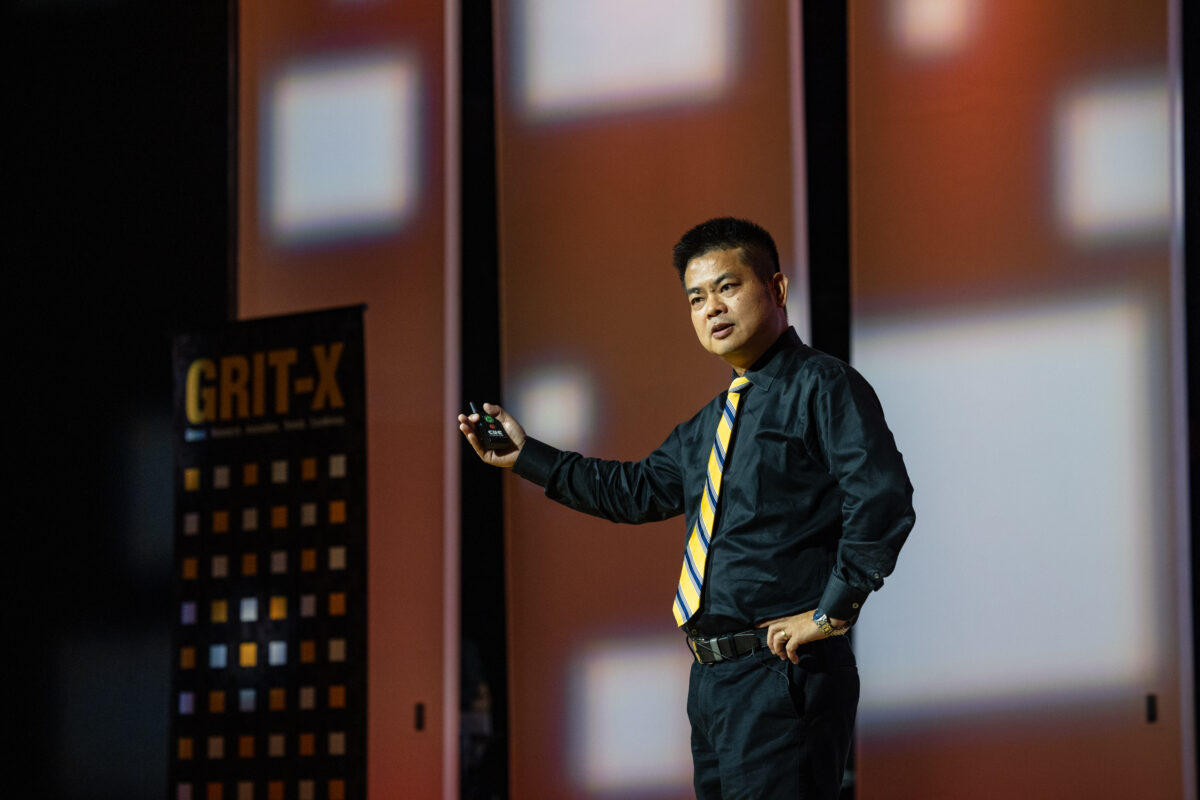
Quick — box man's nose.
[705,296,726,316]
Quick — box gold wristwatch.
[813,610,851,637]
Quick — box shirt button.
[872,572,881,579]
[852,602,860,609]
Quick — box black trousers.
[687,635,859,800]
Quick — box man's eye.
[720,283,736,292]
[690,296,704,306]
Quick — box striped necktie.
[673,375,751,627]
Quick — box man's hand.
[759,610,849,663]
[457,402,526,468]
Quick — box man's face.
[684,248,788,373]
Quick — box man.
[457,217,914,799]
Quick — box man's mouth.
[711,322,734,340]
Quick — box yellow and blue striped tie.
[673,376,751,627]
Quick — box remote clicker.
[468,402,514,450]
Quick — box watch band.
[813,610,851,637]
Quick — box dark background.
[8,4,231,797]
[6,2,1197,799]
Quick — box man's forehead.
[684,248,751,286]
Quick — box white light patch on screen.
[510,364,597,452]
[887,0,981,59]
[851,292,1162,725]
[568,634,693,794]
[1055,76,1169,244]
[515,0,735,122]
[265,52,420,245]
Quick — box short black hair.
[672,216,781,284]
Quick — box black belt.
[687,628,769,665]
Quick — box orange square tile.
[328,592,346,616]
[211,600,228,623]
[207,734,224,757]
[269,595,287,620]
[269,688,286,711]
[300,548,316,572]
[299,640,316,663]
[329,500,346,524]
[184,468,201,491]
[178,737,194,760]
[243,462,259,486]
[271,505,287,529]
[301,457,317,480]
[329,685,346,708]
[298,733,315,757]
[242,552,258,576]
[267,781,284,800]
[212,510,229,533]
[180,646,196,670]
[208,690,226,713]
[182,558,198,580]
[238,735,255,758]
[329,779,345,800]
[240,642,257,667]
[206,782,223,800]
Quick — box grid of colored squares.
[181,545,347,581]
[174,446,360,798]
[179,638,348,670]
[174,779,347,800]
[180,593,348,624]
[179,684,348,714]
[182,500,348,536]
[184,455,347,492]
[176,730,348,757]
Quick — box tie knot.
[728,376,751,394]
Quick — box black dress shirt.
[512,327,915,635]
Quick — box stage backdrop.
[848,1,1192,797]
[169,306,368,800]
[236,1,456,796]
[493,2,808,796]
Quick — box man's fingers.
[768,626,789,658]
[785,636,801,664]
[456,417,488,459]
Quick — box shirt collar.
[733,326,802,393]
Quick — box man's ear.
[772,272,789,308]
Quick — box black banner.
[168,306,367,800]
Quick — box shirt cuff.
[817,573,869,621]
[512,436,559,487]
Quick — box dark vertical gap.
[801,3,855,799]
[1182,0,1200,761]
[459,2,509,798]
[803,0,852,365]
[227,0,241,322]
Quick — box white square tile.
[268,53,421,244]
[329,453,347,478]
